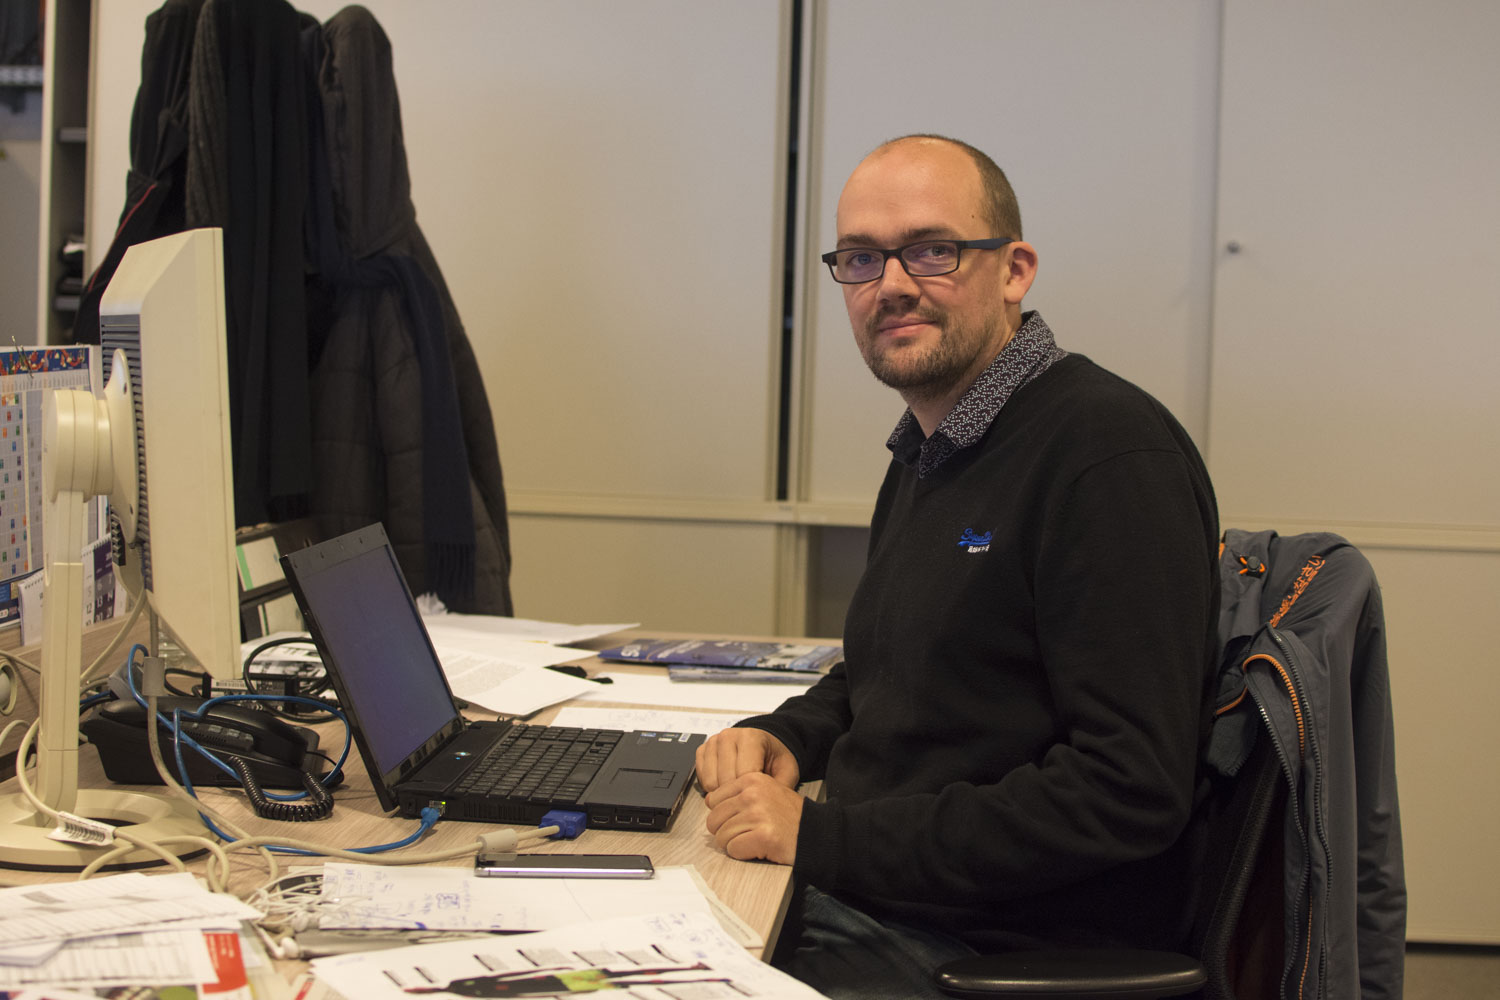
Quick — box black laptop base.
[397,783,693,832]
[393,722,706,832]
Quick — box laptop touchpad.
[607,767,678,794]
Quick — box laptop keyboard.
[450,724,623,807]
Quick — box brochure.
[597,638,842,673]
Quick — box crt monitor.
[98,227,240,685]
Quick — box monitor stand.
[0,386,206,871]
[0,788,207,871]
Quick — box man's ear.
[1001,242,1038,305]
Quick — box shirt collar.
[887,310,1066,477]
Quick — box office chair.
[934,530,1404,1000]
[933,731,1285,1000]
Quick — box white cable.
[78,593,148,688]
[13,718,192,878]
[0,718,27,749]
[15,652,571,894]
[0,648,40,677]
[0,587,154,685]
[247,870,332,941]
[10,718,230,886]
[214,824,561,872]
[142,689,281,884]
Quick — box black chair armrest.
[934,948,1206,999]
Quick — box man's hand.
[695,727,800,794]
[704,772,804,864]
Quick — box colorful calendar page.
[0,346,101,628]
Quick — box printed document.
[317,862,754,945]
[309,911,824,999]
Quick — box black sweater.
[745,354,1220,951]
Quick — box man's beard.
[859,305,994,405]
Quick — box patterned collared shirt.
[886,310,1067,477]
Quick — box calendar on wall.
[0,346,104,628]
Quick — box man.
[697,135,1220,999]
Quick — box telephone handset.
[81,696,340,819]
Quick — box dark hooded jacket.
[78,0,314,527]
[184,0,313,526]
[74,0,203,348]
[303,5,512,614]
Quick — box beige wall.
[1369,547,1500,943]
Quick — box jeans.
[772,885,977,1000]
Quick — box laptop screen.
[286,532,459,776]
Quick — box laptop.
[280,523,705,831]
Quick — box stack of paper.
[0,872,270,996]
[244,616,640,717]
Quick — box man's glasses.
[820,238,1014,284]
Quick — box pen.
[545,665,613,684]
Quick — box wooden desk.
[0,636,808,982]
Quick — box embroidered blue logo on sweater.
[958,529,992,553]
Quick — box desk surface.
[0,623,814,982]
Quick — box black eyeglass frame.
[819,237,1015,284]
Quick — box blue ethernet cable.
[116,644,433,853]
[177,735,439,852]
[179,758,441,855]
[158,683,443,852]
[121,646,572,856]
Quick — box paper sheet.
[239,630,600,718]
[235,534,284,590]
[430,642,598,716]
[422,613,638,645]
[0,872,261,947]
[550,705,747,736]
[309,911,823,1000]
[573,671,807,714]
[317,863,720,936]
[0,927,219,991]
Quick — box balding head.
[860,134,1023,241]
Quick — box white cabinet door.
[1210,0,1500,533]
[801,0,1222,505]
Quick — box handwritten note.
[319,863,717,934]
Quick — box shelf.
[36,0,92,345]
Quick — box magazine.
[597,639,842,673]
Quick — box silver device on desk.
[280,523,705,831]
[475,853,655,878]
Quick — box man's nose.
[875,254,920,303]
